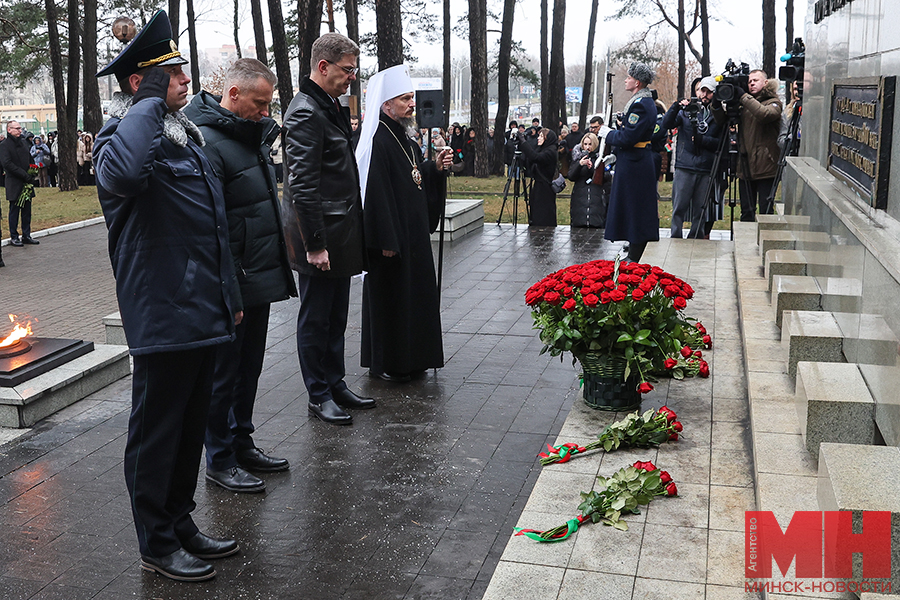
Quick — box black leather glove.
[25,173,36,184]
[132,67,170,105]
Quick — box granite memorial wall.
[784,0,900,445]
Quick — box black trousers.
[739,178,775,222]
[125,346,217,557]
[9,201,31,239]
[205,303,270,471]
[295,274,350,405]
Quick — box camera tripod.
[765,92,802,206]
[497,151,530,226]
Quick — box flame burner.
[0,338,94,387]
[0,339,33,359]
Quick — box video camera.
[714,59,751,104]
[779,38,805,96]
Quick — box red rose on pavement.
[632,289,645,301]
[664,358,677,370]
[702,335,712,347]
[680,346,692,358]
[693,350,702,358]
[659,470,673,484]
[637,382,654,394]
[659,405,676,422]
[666,482,678,496]
[563,298,577,312]
[673,296,687,310]
[669,432,679,441]
[698,361,710,378]
[672,421,683,432]
[697,323,707,334]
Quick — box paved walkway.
[1,221,688,600]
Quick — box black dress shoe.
[10,238,23,247]
[368,370,411,383]
[140,548,215,582]
[205,466,266,493]
[308,399,352,425]
[181,532,239,559]
[21,237,39,245]
[0,256,5,267]
[236,447,289,472]
[332,387,376,409]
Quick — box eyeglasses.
[9,126,22,131]
[327,61,358,76]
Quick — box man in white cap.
[661,75,725,239]
[356,64,452,382]
[282,33,375,425]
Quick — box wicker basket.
[578,352,642,412]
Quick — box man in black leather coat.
[282,33,375,426]
[0,120,39,256]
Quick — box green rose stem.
[515,464,678,542]
[539,407,683,466]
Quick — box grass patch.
[29,185,104,232]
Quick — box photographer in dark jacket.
[93,10,241,582]
[662,76,724,238]
[282,33,374,426]
[184,58,298,493]
[518,127,559,226]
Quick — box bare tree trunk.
[169,0,180,43]
[83,0,103,135]
[700,0,710,75]
[578,0,600,131]
[545,0,565,133]
[443,0,450,130]
[677,0,686,98]
[234,0,242,58]
[539,0,548,120]
[786,0,794,51]
[186,0,201,93]
[267,0,294,114]
[468,0,488,177]
[46,0,78,190]
[375,0,403,69]
[250,0,267,63]
[298,0,324,78]
[325,0,334,31]
[490,0,516,175]
[345,0,360,108]
[762,0,776,77]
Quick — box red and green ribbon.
[514,514,587,542]
[538,442,587,463]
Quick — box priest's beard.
[384,106,417,135]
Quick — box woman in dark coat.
[605,62,660,262]
[568,132,606,228]
[461,128,476,175]
[518,127,559,226]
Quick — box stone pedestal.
[759,230,831,263]
[764,249,843,291]
[773,275,823,328]
[756,214,811,245]
[797,362,875,458]
[782,311,845,378]
[817,443,900,591]
[430,199,484,242]
[103,312,126,346]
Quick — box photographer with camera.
[662,76,724,239]
[736,70,783,221]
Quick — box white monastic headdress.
[356,64,414,205]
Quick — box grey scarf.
[623,87,653,115]
[107,92,204,148]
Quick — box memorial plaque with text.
[828,76,895,209]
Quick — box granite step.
[772,275,862,328]
[756,213,811,245]
[764,249,843,291]
[759,230,831,263]
[795,362,876,458]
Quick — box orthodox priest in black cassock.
[356,65,452,381]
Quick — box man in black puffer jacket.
[184,59,298,493]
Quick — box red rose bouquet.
[16,164,39,207]
[515,461,678,541]
[525,258,708,392]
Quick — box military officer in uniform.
[94,10,242,582]
[604,62,660,263]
